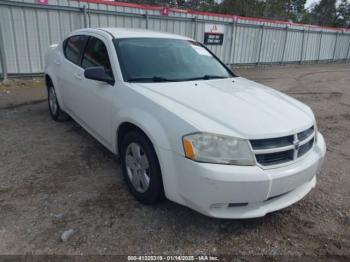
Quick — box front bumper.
[160,132,326,219]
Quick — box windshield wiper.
[128,75,228,83]
[203,75,228,80]
[184,75,229,81]
[127,76,178,82]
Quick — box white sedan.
[45,28,326,219]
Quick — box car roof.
[73,27,192,41]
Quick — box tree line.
[115,0,350,28]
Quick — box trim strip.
[253,144,295,155]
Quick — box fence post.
[232,18,239,65]
[332,32,339,62]
[346,35,350,61]
[192,16,198,40]
[300,29,306,64]
[257,24,264,65]
[317,31,323,63]
[281,25,289,64]
[82,5,88,28]
[228,19,236,65]
[145,10,149,29]
[0,25,8,81]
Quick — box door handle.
[54,59,61,65]
[74,73,82,80]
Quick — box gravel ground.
[0,63,349,257]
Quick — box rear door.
[59,35,88,116]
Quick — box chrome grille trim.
[255,150,294,166]
[250,126,315,168]
[250,135,294,150]
[298,126,314,141]
[298,139,314,157]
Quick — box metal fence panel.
[320,33,336,60]
[304,31,319,61]
[233,25,261,64]
[0,0,349,76]
[260,27,285,63]
[335,34,350,59]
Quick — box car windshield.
[114,38,234,82]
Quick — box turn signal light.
[183,138,195,160]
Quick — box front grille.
[250,135,294,150]
[298,139,314,157]
[255,150,294,166]
[298,126,314,141]
[250,126,315,168]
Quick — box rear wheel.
[47,83,69,121]
[121,131,164,204]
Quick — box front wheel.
[121,131,164,204]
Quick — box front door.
[75,35,115,147]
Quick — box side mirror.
[84,66,115,85]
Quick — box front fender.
[113,107,172,155]
[114,107,184,202]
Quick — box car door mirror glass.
[84,66,115,85]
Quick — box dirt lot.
[0,63,349,258]
[0,78,45,110]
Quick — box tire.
[121,130,164,204]
[47,83,69,121]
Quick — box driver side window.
[82,37,112,71]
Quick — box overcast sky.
[305,0,350,9]
[305,0,320,9]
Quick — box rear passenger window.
[63,35,87,66]
[82,37,112,71]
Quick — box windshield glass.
[114,38,234,82]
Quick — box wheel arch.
[45,74,53,90]
[44,71,65,111]
[117,122,152,155]
[116,120,167,199]
[114,109,173,156]
[114,107,183,202]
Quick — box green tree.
[263,0,306,21]
[311,0,337,26]
[114,0,349,28]
[335,0,350,28]
[215,0,265,17]
[212,0,307,21]
[182,0,218,11]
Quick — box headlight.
[182,132,255,165]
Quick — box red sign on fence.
[36,0,48,4]
[161,7,169,16]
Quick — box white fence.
[1,0,350,77]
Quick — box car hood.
[134,77,315,139]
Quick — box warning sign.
[204,24,224,45]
